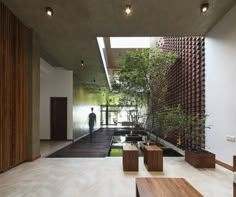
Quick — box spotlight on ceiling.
[201,3,209,13]
[81,60,84,66]
[45,6,54,17]
[125,4,132,15]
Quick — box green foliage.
[114,47,177,123]
[156,105,204,134]
[156,105,208,151]
[156,105,185,135]
[117,48,177,103]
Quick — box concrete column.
[28,30,40,161]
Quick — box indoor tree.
[112,46,177,132]
[112,46,214,168]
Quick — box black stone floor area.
[47,127,183,158]
[48,128,115,158]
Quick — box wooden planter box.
[185,150,215,168]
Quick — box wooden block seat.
[123,144,138,171]
[144,145,163,171]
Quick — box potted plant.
[155,105,215,168]
[184,115,215,168]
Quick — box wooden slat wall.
[0,1,30,172]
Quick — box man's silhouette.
[89,107,96,136]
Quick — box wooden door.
[50,97,67,140]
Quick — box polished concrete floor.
[0,157,233,197]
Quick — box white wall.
[40,58,73,140]
[205,5,236,166]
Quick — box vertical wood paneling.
[0,2,30,172]
[0,2,3,171]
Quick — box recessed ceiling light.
[201,3,209,13]
[125,4,132,15]
[45,6,54,17]
[81,60,84,66]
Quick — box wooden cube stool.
[123,144,138,171]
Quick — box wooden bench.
[123,144,138,171]
[234,155,236,197]
[136,178,203,197]
[144,145,163,171]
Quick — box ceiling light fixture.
[45,6,54,17]
[201,3,209,13]
[81,60,84,66]
[125,4,132,15]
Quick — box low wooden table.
[136,178,203,197]
[123,144,138,171]
[144,145,163,171]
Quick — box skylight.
[97,37,111,89]
[110,37,150,48]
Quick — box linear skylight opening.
[110,37,150,48]
[97,37,111,90]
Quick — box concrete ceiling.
[106,47,137,69]
[2,0,236,88]
[103,37,139,82]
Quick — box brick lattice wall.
[161,37,205,150]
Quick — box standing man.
[89,107,96,136]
